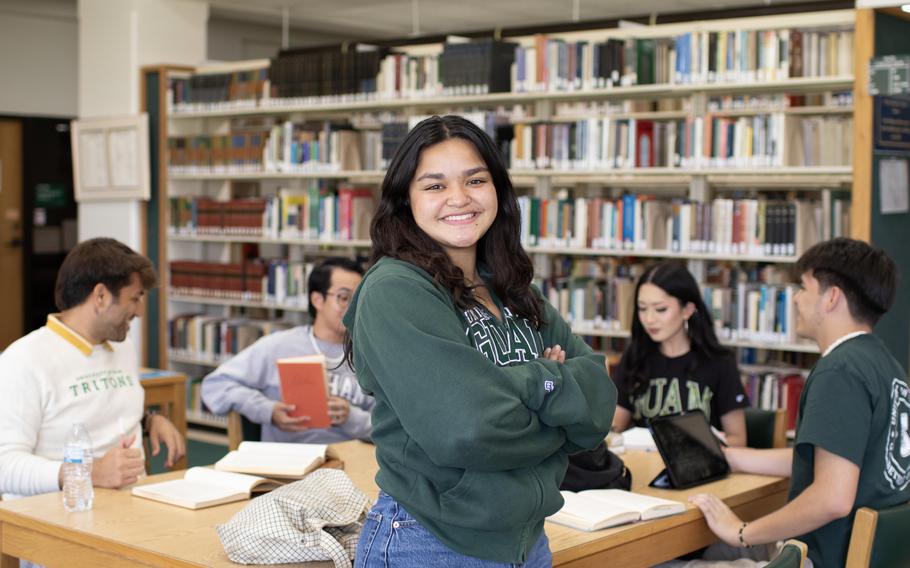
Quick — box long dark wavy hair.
[620,262,730,398]
[343,116,543,367]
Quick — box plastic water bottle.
[62,422,94,512]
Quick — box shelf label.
[874,96,910,152]
[870,56,910,96]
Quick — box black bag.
[560,441,632,492]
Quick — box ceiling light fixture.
[902,4,910,13]
[281,6,290,50]
[410,0,421,37]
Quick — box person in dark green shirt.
[688,238,909,567]
[343,115,616,566]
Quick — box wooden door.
[0,120,24,349]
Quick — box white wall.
[208,16,346,62]
[0,0,78,117]
[855,1,904,7]
[208,17,284,61]
[77,0,209,248]
[77,0,208,356]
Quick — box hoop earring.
[684,319,690,334]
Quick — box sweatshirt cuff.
[249,398,276,426]
[39,459,64,494]
[525,361,560,412]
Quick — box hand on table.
[688,493,744,548]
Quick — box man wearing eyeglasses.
[201,257,373,443]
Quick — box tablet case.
[647,410,730,489]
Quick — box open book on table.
[214,441,329,479]
[547,489,685,531]
[132,467,280,510]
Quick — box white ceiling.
[202,0,832,43]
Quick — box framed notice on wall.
[71,114,150,201]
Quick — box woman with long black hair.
[611,262,748,446]
[343,115,615,567]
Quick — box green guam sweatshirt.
[343,257,616,563]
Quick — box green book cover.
[636,39,656,85]
[529,197,541,244]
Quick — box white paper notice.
[78,131,109,189]
[108,127,139,187]
[879,157,910,215]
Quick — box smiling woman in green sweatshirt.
[342,115,616,567]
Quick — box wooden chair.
[845,501,910,568]
[226,411,262,451]
[765,540,808,568]
[744,408,787,449]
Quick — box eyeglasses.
[325,291,353,306]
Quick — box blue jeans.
[355,492,553,568]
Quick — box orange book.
[276,354,331,428]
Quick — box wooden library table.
[0,441,788,568]
[139,368,188,471]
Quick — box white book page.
[184,466,265,493]
[216,443,327,476]
[558,491,639,524]
[133,479,242,504]
[237,441,327,458]
[579,489,685,519]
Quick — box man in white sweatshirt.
[0,238,185,499]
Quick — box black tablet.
[648,410,730,489]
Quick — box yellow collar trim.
[46,314,113,355]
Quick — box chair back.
[227,411,262,451]
[765,540,807,568]
[846,501,910,568]
[744,407,787,449]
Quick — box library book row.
[168,24,853,111]
[517,193,850,258]
[169,259,318,308]
[167,192,849,262]
[166,271,812,362]
[742,368,805,432]
[166,111,852,175]
[168,184,374,241]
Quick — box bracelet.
[738,522,752,549]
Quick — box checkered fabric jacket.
[216,468,371,567]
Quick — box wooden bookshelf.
[151,7,861,385]
[186,409,228,428]
[167,166,850,183]
[169,294,310,312]
[709,105,853,117]
[168,233,372,248]
[168,169,385,181]
[167,351,222,367]
[168,76,855,120]
[722,338,819,354]
[526,245,800,264]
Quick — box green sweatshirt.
[343,257,616,563]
